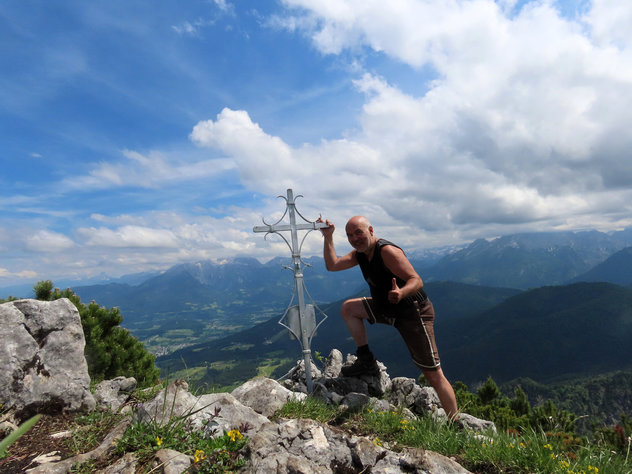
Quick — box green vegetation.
[0,414,41,459]
[33,280,160,388]
[65,410,126,455]
[113,385,248,473]
[279,394,632,474]
[455,377,577,434]
[57,383,247,473]
[502,372,632,434]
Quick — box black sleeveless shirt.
[356,238,427,310]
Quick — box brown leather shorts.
[362,297,441,370]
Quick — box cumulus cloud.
[256,0,632,239]
[0,268,38,279]
[25,230,75,252]
[5,0,632,286]
[79,225,180,248]
[190,107,382,201]
[584,0,632,49]
[63,149,235,190]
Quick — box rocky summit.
[0,299,495,473]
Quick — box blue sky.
[2,0,632,288]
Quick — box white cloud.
[190,107,388,208]
[213,0,233,13]
[261,0,632,239]
[172,21,198,35]
[0,268,38,279]
[584,0,632,50]
[64,149,235,190]
[5,0,632,287]
[79,225,180,248]
[25,231,75,252]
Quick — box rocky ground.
[1,414,81,473]
[1,299,484,473]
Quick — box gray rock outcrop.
[0,298,95,418]
[244,417,469,473]
[1,299,494,473]
[94,376,137,412]
[231,376,307,417]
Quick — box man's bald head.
[346,215,371,232]
[345,215,376,254]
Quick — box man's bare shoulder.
[380,242,406,258]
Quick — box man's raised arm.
[318,218,357,272]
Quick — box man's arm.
[320,219,358,272]
[381,245,423,304]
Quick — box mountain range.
[153,279,632,431]
[67,228,632,353]
[423,228,632,288]
[3,227,632,363]
[155,280,632,385]
[3,227,631,427]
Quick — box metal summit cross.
[253,189,329,392]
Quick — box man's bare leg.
[340,298,370,346]
[339,298,379,376]
[423,368,458,420]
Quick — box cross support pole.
[253,189,329,392]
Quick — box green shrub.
[34,282,160,388]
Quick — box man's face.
[345,220,374,254]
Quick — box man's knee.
[341,299,365,320]
[423,368,445,386]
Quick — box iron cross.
[253,189,329,392]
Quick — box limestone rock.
[0,298,95,419]
[231,377,306,417]
[98,452,138,473]
[152,449,192,474]
[322,348,343,378]
[191,392,270,437]
[242,417,471,473]
[458,412,498,434]
[94,376,137,412]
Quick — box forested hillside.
[570,246,632,286]
[71,257,366,354]
[439,282,632,384]
[501,371,632,431]
[40,227,629,357]
[154,280,632,432]
[156,281,632,387]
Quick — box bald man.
[318,215,458,419]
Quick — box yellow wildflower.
[194,449,206,463]
[155,436,163,447]
[227,429,243,442]
[373,437,382,447]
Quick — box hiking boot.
[341,356,380,377]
